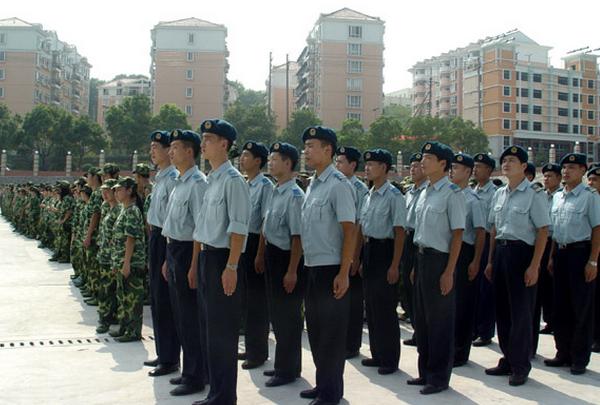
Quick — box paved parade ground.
[0,216,598,405]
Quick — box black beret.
[453,153,474,169]
[150,130,170,147]
[473,153,496,170]
[336,146,361,163]
[409,152,423,163]
[421,141,454,164]
[170,129,201,147]
[560,153,587,169]
[301,126,337,147]
[525,162,536,176]
[364,149,393,166]
[243,141,269,160]
[200,119,237,142]
[587,166,600,177]
[270,142,299,163]
[114,176,136,189]
[500,145,528,163]
[541,163,561,175]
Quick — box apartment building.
[268,61,299,132]
[0,17,91,117]
[410,30,600,162]
[150,17,229,130]
[295,8,385,129]
[96,77,151,126]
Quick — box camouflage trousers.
[71,242,83,278]
[54,226,71,260]
[97,264,117,326]
[84,244,100,296]
[116,268,145,339]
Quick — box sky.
[4,0,600,93]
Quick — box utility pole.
[267,51,273,118]
[286,53,290,128]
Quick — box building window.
[533,105,542,115]
[533,73,542,83]
[503,70,511,80]
[102,88,108,95]
[116,88,122,95]
[558,92,569,101]
[558,124,569,133]
[346,95,362,108]
[573,93,580,103]
[573,125,579,134]
[348,25,362,38]
[503,119,511,129]
[588,79,594,89]
[347,60,362,74]
[533,89,542,99]
[588,110,595,120]
[573,109,579,118]
[572,78,579,87]
[520,104,529,114]
[533,121,542,131]
[186,87,193,98]
[0,33,5,44]
[503,86,511,97]
[516,104,520,113]
[520,72,529,81]
[0,51,4,61]
[520,88,529,98]
[503,102,510,113]
[185,105,192,116]
[347,112,362,121]
[188,33,194,44]
[588,95,595,104]
[346,78,362,91]
[0,69,4,80]
[589,126,595,136]
[520,121,529,130]
[187,52,194,62]
[186,69,194,80]
[347,43,362,56]
[558,107,569,117]
[0,87,3,98]
[558,76,568,85]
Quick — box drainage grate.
[0,335,154,350]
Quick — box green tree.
[337,119,367,150]
[104,94,153,153]
[151,104,190,131]
[0,103,21,151]
[224,102,276,147]
[383,103,412,126]
[65,116,106,170]
[228,81,266,107]
[365,115,404,153]
[280,109,322,149]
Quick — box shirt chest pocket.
[269,208,286,227]
[509,205,529,223]
[170,197,189,218]
[309,198,329,221]
[563,204,584,223]
[206,194,225,219]
[426,202,447,221]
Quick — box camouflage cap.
[87,166,102,176]
[113,176,136,190]
[133,163,151,177]
[100,178,118,190]
[102,163,120,175]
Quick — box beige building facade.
[268,61,298,132]
[96,77,151,127]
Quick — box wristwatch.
[226,263,238,271]
[588,260,598,267]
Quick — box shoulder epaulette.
[449,183,461,192]
[261,177,271,185]
[585,185,598,194]
[333,172,346,182]
[292,188,303,198]
[227,169,239,178]
[531,183,543,192]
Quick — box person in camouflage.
[74,185,93,288]
[133,162,152,305]
[96,179,121,333]
[110,176,147,342]
[102,163,120,182]
[82,168,103,306]
[51,181,75,263]
[70,178,87,282]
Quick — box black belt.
[365,237,393,244]
[203,244,228,252]
[166,237,187,244]
[151,225,163,232]
[417,245,446,255]
[557,241,590,250]
[496,239,529,247]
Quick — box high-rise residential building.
[150,17,229,130]
[0,17,91,117]
[96,76,151,126]
[295,8,385,129]
[410,30,600,162]
[268,61,299,132]
[384,88,412,108]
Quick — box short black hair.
[319,139,336,158]
[280,153,298,171]
[181,139,200,159]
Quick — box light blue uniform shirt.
[488,178,550,246]
[360,181,407,239]
[475,180,497,232]
[263,178,305,251]
[406,180,429,231]
[551,182,600,245]
[350,175,369,221]
[462,187,486,245]
[544,188,561,237]
[194,160,251,249]
[147,165,179,228]
[414,176,466,253]
[301,164,356,267]
[161,166,207,241]
[247,173,274,235]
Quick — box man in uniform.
[544,153,600,375]
[162,129,208,396]
[357,149,407,375]
[484,145,549,386]
[408,141,465,395]
[335,146,368,359]
[193,119,250,405]
[587,165,600,353]
[238,140,272,370]
[299,126,355,405]
[144,130,181,377]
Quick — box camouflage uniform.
[54,192,75,262]
[70,191,85,278]
[82,187,103,297]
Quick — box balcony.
[414,73,429,82]
[439,65,451,73]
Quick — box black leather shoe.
[378,367,397,375]
[453,359,468,368]
[149,363,179,377]
[473,338,492,347]
[265,376,295,387]
[485,365,511,376]
[509,374,527,386]
[237,352,247,361]
[544,357,571,367]
[407,377,426,386]
[300,387,319,399]
[169,376,184,385]
[263,369,276,377]
[144,358,159,367]
[403,337,417,346]
[592,341,600,353]
[242,359,264,370]
[361,358,380,367]
[345,350,360,359]
[539,326,553,335]
[420,384,447,395]
[570,366,586,375]
[169,383,204,396]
